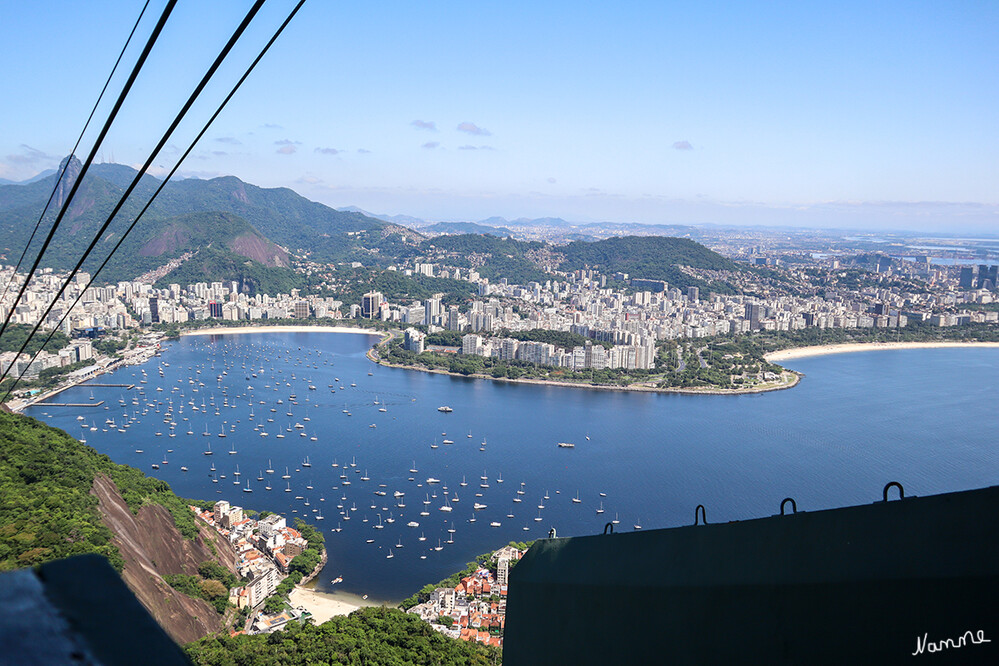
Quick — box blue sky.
[2,1,997,231]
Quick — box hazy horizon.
[2,1,996,233]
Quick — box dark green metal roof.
[505,484,999,664]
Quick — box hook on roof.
[883,481,905,502]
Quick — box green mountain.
[560,235,741,292]
[186,607,499,664]
[419,233,743,292]
[419,234,554,284]
[0,410,241,642]
[0,159,739,296]
[0,159,422,286]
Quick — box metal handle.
[780,497,797,515]
[694,504,707,525]
[883,481,905,502]
[603,522,614,535]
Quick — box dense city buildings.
[2,246,997,401]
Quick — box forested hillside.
[186,607,499,665]
[419,233,744,292]
[0,410,202,571]
[0,159,419,284]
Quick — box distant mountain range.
[420,221,515,237]
[341,210,699,243]
[0,159,419,291]
[0,169,57,186]
[1,160,740,295]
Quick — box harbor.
[24,329,999,601]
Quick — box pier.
[44,401,106,407]
[85,383,135,389]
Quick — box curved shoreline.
[180,325,381,338]
[368,344,801,396]
[765,341,999,362]
[288,585,381,625]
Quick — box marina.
[24,330,999,601]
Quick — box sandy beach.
[765,341,999,362]
[288,585,380,624]
[180,325,381,338]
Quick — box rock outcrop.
[91,474,237,645]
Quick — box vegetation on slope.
[419,234,554,284]
[165,561,240,614]
[420,233,744,292]
[327,266,475,308]
[560,235,741,293]
[185,606,500,665]
[0,163,411,283]
[0,411,200,572]
[0,323,70,355]
[155,244,304,296]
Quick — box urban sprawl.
[2,255,997,391]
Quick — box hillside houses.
[407,545,525,649]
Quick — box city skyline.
[2,1,998,231]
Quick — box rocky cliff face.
[54,155,82,210]
[91,474,238,645]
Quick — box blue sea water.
[26,332,999,601]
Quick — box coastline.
[765,341,999,362]
[288,585,381,625]
[180,325,381,338]
[368,349,801,396]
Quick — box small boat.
[557,442,575,449]
[437,406,453,413]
